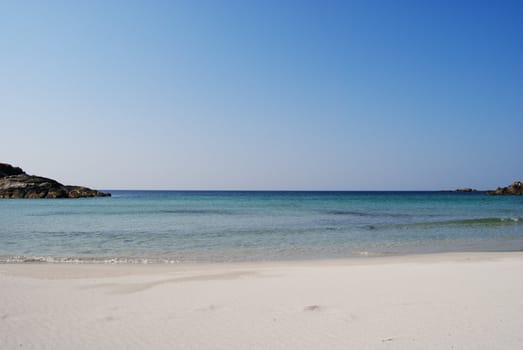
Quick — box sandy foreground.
[1,252,522,350]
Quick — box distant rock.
[0,163,110,199]
[486,181,523,196]
[440,188,479,193]
[455,188,478,193]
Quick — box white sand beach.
[1,252,522,350]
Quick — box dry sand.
[1,252,522,349]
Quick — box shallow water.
[1,191,522,263]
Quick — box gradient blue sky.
[1,0,522,190]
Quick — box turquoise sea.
[1,191,522,263]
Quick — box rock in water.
[440,188,479,193]
[486,181,523,195]
[455,188,477,193]
[0,163,110,199]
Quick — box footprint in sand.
[101,315,116,322]
[381,337,396,342]
[303,305,321,312]
[195,304,220,312]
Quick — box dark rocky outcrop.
[0,163,110,199]
[486,181,523,196]
[0,163,25,177]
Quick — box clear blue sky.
[1,0,522,190]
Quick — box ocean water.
[1,191,522,263]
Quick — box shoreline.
[1,249,522,268]
[1,251,522,279]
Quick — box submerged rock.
[486,181,523,196]
[0,163,110,199]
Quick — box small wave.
[351,251,401,257]
[373,217,523,230]
[323,210,411,218]
[324,210,374,216]
[357,217,523,232]
[0,256,183,264]
[351,251,378,256]
[424,217,522,226]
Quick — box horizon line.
[98,188,491,192]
